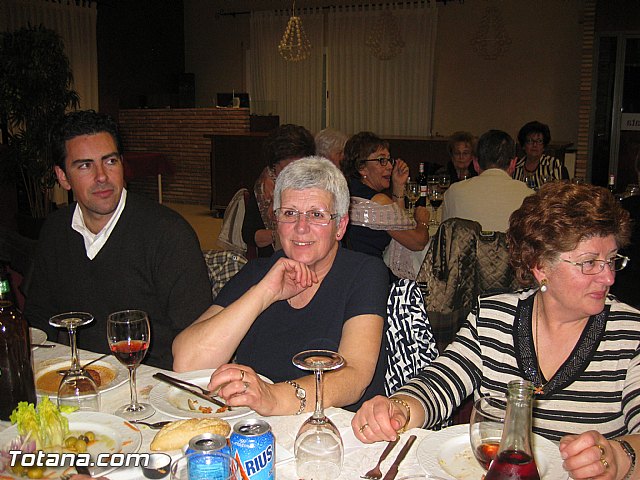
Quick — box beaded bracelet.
[389,397,411,434]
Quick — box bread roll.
[150,417,231,451]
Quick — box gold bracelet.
[419,221,429,228]
[391,192,404,199]
[389,397,411,434]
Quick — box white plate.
[149,369,273,421]
[0,411,142,478]
[416,424,564,480]
[29,327,47,348]
[34,356,128,398]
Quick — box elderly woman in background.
[174,157,389,415]
[341,131,430,280]
[438,131,478,183]
[242,124,315,257]
[352,182,640,480]
[315,127,349,168]
[513,120,569,190]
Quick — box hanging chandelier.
[366,10,405,61]
[278,1,312,62]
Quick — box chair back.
[385,278,438,396]
[217,188,249,255]
[416,218,518,352]
[202,250,248,300]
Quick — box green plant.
[0,24,79,218]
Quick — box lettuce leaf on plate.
[9,397,75,450]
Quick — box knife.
[153,372,227,409]
[382,435,417,480]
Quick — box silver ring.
[239,369,245,381]
[242,381,250,394]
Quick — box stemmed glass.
[106,309,155,420]
[49,312,100,411]
[438,173,451,192]
[405,181,420,215]
[469,395,506,471]
[428,188,443,227]
[293,350,345,480]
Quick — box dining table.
[0,341,439,480]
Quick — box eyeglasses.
[560,253,630,275]
[453,151,473,158]
[275,208,338,226]
[525,138,544,145]
[362,157,396,167]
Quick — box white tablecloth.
[1,343,433,479]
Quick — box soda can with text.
[186,433,231,456]
[230,419,275,480]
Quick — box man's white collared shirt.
[71,189,128,259]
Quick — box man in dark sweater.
[24,110,212,370]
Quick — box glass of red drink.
[469,395,506,471]
[107,309,154,420]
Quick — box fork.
[130,419,173,429]
[361,438,399,479]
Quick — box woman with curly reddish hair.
[352,182,640,480]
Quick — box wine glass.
[438,173,451,192]
[469,395,506,471]
[406,181,420,215]
[293,350,345,480]
[106,309,155,420]
[49,312,100,411]
[524,173,537,190]
[428,188,443,227]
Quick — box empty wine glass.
[469,395,506,471]
[428,188,443,227]
[293,350,345,480]
[524,173,537,190]
[438,173,451,192]
[107,309,154,420]
[49,312,100,411]
[406,181,420,215]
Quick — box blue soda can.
[186,451,234,480]
[186,433,231,456]
[230,419,275,480]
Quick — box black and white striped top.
[396,290,640,441]
[513,154,565,190]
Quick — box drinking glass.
[170,452,240,480]
[293,350,345,480]
[438,173,451,192]
[49,312,100,411]
[469,395,506,471]
[107,309,154,420]
[428,188,443,227]
[405,181,420,215]
[524,173,537,190]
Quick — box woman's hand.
[258,257,318,304]
[414,206,430,226]
[351,395,408,443]
[208,364,279,416]
[392,159,410,192]
[559,431,627,480]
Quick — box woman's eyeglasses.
[561,254,629,275]
[362,157,396,167]
[275,208,338,226]
[525,138,544,145]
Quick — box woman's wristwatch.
[614,439,636,480]
[285,380,306,415]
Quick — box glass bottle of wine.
[0,264,37,420]
[416,162,428,207]
[485,379,540,480]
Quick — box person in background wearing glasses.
[437,131,478,183]
[513,120,570,190]
[173,157,389,415]
[340,131,430,280]
[353,182,640,480]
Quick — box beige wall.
[185,0,583,144]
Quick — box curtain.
[3,0,98,110]
[249,8,324,133]
[327,3,437,136]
